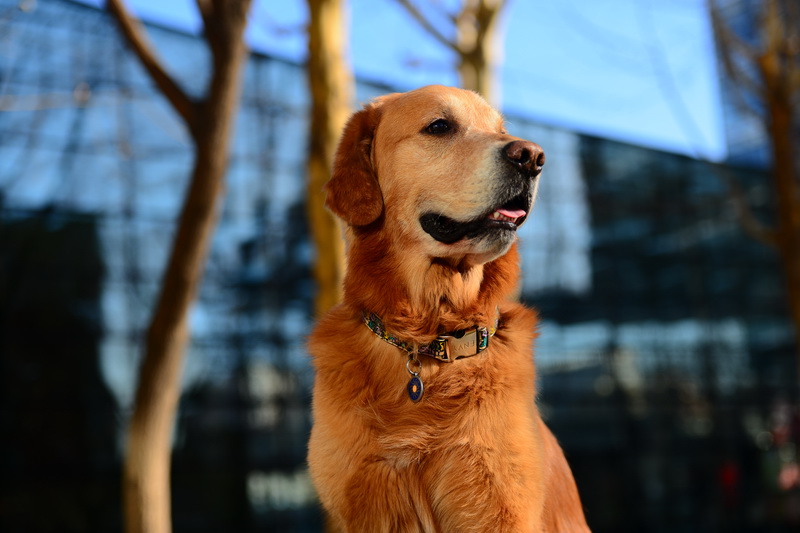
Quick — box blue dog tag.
[407,375,423,402]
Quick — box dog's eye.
[425,119,452,135]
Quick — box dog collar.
[361,311,498,363]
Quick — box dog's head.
[326,85,543,267]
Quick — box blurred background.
[1,0,799,531]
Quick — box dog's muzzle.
[419,141,543,245]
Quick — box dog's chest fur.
[308,303,545,531]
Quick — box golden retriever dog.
[308,85,590,532]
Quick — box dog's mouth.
[419,191,531,245]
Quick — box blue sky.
[86,0,726,160]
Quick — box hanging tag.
[407,375,424,402]
[406,353,423,402]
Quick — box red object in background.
[778,462,800,492]
[719,461,741,508]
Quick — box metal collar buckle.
[442,328,480,360]
[424,326,490,362]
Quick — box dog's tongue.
[496,208,526,219]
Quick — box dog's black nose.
[503,140,545,177]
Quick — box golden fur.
[308,85,590,532]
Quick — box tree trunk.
[110,1,253,532]
[456,0,505,104]
[306,4,353,531]
[761,57,800,375]
[709,0,800,378]
[306,0,353,316]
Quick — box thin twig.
[106,0,198,134]
[392,0,459,53]
[713,165,779,248]
[708,0,764,98]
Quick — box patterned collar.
[362,311,498,362]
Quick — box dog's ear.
[325,101,385,227]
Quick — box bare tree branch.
[195,0,220,59]
[712,165,779,247]
[718,46,764,101]
[726,77,767,121]
[427,0,458,25]
[708,0,761,64]
[106,0,198,135]
[392,0,459,53]
[708,0,764,97]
